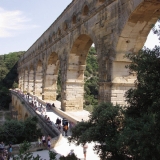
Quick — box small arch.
[57,28,61,36]
[82,5,89,16]
[98,0,105,3]
[52,32,55,41]
[24,113,28,120]
[63,21,68,31]
[48,35,52,43]
[72,14,77,24]
[37,60,42,68]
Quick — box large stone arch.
[62,34,93,111]
[35,60,43,98]
[107,0,160,105]
[116,0,160,59]
[28,64,35,94]
[43,52,59,100]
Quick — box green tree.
[0,116,42,144]
[0,51,24,109]
[59,153,78,160]
[13,141,57,160]
[68,103,124,159]
[119,47,160,159]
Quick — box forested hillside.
[84,47,98,111]
[0,48,98,111]
[0,51,24,109]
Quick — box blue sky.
[0,0,72,55]
[0,0,159,55]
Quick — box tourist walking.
[38,137,42,147]
[83,143,88,160]
[7,144,12,160]
[47,139,51,151]
[42,135,46,147]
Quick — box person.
[47,134,51,141]
[68,149,74,155]
[63,124,68,136]
[38,137,42,147]
[47,117,52,125]
[83,143,88,160]
[56,118,59,126]
[42,135,46,147]
[52,103,55,107]
[47,139,51,151]
[62,118,68,126]
[7,144,12,160]
[0,142,4,156]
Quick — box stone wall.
[17,0,160,110]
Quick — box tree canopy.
[69,31,160,159]
[0,116,42,144]
[0,51,24,109]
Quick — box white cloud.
[0,7,38,38]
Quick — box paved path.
[42,107,100,160]
[23,94,100,160]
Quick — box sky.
[0,0,159,55]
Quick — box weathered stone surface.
[18,0,160,110]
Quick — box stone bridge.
[17,0,160,111]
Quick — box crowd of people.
[0,142,12,160]
[13,90,81,157]
[18,92,76,137]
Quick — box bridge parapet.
[11,90,60,138]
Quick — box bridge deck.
[12,90,100,159]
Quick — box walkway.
[15,91,100,160]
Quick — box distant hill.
[0,51,25,109]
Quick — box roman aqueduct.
[17,0,160,111]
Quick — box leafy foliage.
[13,141,57,160]
[59,153,78,160]
[69,34,160,159]
[120,47,160,159]
[84,47,98,111]
[0,51,24,109]
[0,116,42,144]
[68,103,124,159]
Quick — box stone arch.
[24,67,29,93]
[63,21,68,31]
[82,4,89,16]
[52,32,56,41]
[72,14,77,25]
[62,34,93,111]
[18,105,22,120]
[116,0,160,60]
[98,0,105,3]
[28,64,34,94]
[24,113,29,120]
[108,0,160,105]
[57,28,61,36]
[43,52,59,100]
[35,60,43,98]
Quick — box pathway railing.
[11,90,60,138]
